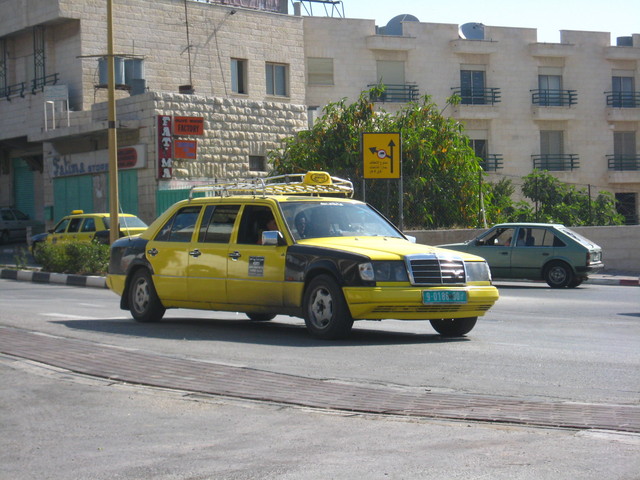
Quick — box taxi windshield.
[280,201,403,240]
[104,216,148,229]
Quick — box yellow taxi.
[107,172,499,339]
[31,210,148,250]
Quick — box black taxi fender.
[285,244,374,287]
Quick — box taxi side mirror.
[261,230,286,246]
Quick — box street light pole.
[107,0,119,245]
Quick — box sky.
[315,0,639,44]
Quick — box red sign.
[117,147,139,169]
[157,115,173,179]
[174,140,197,160]
[174,116,204,136]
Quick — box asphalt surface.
[1,240,639,435]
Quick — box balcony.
[531,89,577,106]
[607,155,640,171]
[368,83,419,103]
[1,73,59,101]
[366,35,416,51]
[450,39,498,55]
[605,91,640,108]
[532,154,579,171]
[479,154,503,172]
[529,42,575,58]
[451,87,501,105]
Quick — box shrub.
[34,241,110,275]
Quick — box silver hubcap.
[132,278,150,313]
[309,287,333,329]
[549,266,567,284]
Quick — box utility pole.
[107,0,119,245]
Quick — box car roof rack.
[188,171,354,199]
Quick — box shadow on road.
[52,316,470,347]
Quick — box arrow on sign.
[369,140,396,172]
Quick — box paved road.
[1,279,639,479]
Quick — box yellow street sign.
[362,132,401,179]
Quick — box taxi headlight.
[358,261,409,282]
[464,261,492,282]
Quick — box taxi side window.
[53,218,70,233]
[67,218,83,233]
[237,205,274,244]
[198,205,240,243]
[81,218,96,232]
[155,206,202,242]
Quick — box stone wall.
[407,225,640,273]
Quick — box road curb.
[0,267,637,288]
[0,268,107,289]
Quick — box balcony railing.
[607,155,640,171]
[2,73,59,101]
[368,83,419,103]
[31,73,59,94]
[1,81,26,100]
[451,87,501,105]
[532,154,579,171]
[605,91,640,108]
[479,154,503,171]
[530,89,577,106]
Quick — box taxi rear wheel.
[128,269,165,322]
[303,275,353,340]
[430,317,477,337]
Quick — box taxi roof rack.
[188,171,354,199]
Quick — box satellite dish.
[385,14,419,36]
[459,22,485,40]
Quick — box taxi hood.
[299,236,486,262]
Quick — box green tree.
[269,88,484,228]
[516,170,624,226]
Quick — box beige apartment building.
[304,14,640,224]
[0,0,638,229]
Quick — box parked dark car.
[439,223,604,288]
[0,207,42,244]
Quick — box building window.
[231,58,247,94]
[538,74,563,106]
[249,155,267,172]
[460,69,486,105]
[266,62,288,96]
[307,57,333,86]
[611,75,636,107]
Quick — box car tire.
[544,261,573,288]
[128,269,166,322]
[303,274,354,339]
[247,313,276,322]
[430,317,477,337]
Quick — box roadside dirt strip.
[2,326,639,433]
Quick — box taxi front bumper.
[343,284,499,320]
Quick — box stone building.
[0,0,306,226]
[1,0,639,228]
[303,14,640,223]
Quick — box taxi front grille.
[406,254,466,285]
[371,304,493,314]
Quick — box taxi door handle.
[228,251,241,260]
[147,247,158,257]
[189,249,201,258]
[500,251,509,255]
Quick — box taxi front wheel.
[303,275,354,340]
[430,317,477,337]
[128,269,166,323]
